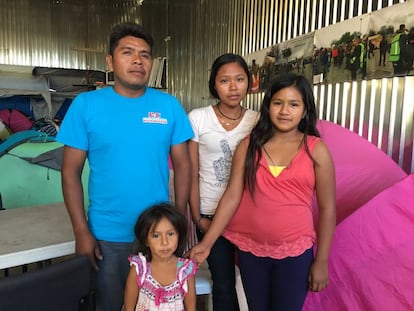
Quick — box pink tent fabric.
[304,174,414,310]
[303,121,413,310]
[316,120,407,223]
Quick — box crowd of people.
[389,24,414,75]
[312,24,414,81]
[58,22,336,311]
[242,24,414,90]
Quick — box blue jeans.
[237,248,313,311]
[94,240,133,311]
[197,228,239,311]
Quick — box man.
[350,37,366,80]
[378,34,389,66]
[406,27,414,74]
[389,24,408,75]
[57,22,193,311]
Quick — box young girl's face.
[214,62,248,108]
[269,86,305,133]
[146,217,179,260]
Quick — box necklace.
[263,136,305,166]
[263,145,277,166]
[219,119,235,126]
[216,103,243,121]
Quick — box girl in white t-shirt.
[188,53,258,310]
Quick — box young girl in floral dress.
[123,203,197,311]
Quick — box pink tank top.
[224,136,320,259]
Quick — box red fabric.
[0,109,33,133]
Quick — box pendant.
[220,120,231,126]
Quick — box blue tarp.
[0,130,55,157]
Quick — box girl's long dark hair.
[245,73,320,196]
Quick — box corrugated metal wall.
[0,0,142,70]
[0,0,412,172]
[141,0,413,173]
[315,76,414,173]
[141,0,248,110]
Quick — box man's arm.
[188,141,201,220]
[170,142,191,215]
[61,145,101,270]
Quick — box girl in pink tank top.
[190,73,336,311]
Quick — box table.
[0,202,212,303]
[0,203,75,270]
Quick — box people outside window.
[57,22,193,311]
[331,45,339,67]
[319,48,330,80]
[378,34,389,67]
[405,26,414,74]
[123,203,197,311]
[350,36,366,80]
[190,73,336,311]
[389,24,409,76]
[188,53,259,310]
[367,39,375,59]
[250,59,260,93]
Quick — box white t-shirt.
[188,105,259,215]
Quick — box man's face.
[106,35,152,97]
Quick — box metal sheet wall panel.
[239,0,412,173]
[220,0,409,173]
[312,77,414,173]
[0,0,142,71]
[0,0,412,172]
[142,0,249,111]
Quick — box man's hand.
[75,231,102,271]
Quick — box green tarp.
[0,141,89,209]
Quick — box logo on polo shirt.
[143,112,168,124]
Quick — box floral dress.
[129,253,197,311]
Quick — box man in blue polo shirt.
[57,22,193,311]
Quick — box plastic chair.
[0,255,95,311]
[195,261,213,311]
[195,262,247,311]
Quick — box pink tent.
[304,121,413,310]
[315,120,407,223]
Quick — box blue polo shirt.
[57,87,193,242]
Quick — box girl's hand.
[308,259,329,292]
[188,242,211,266]
[197,217,212,233]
